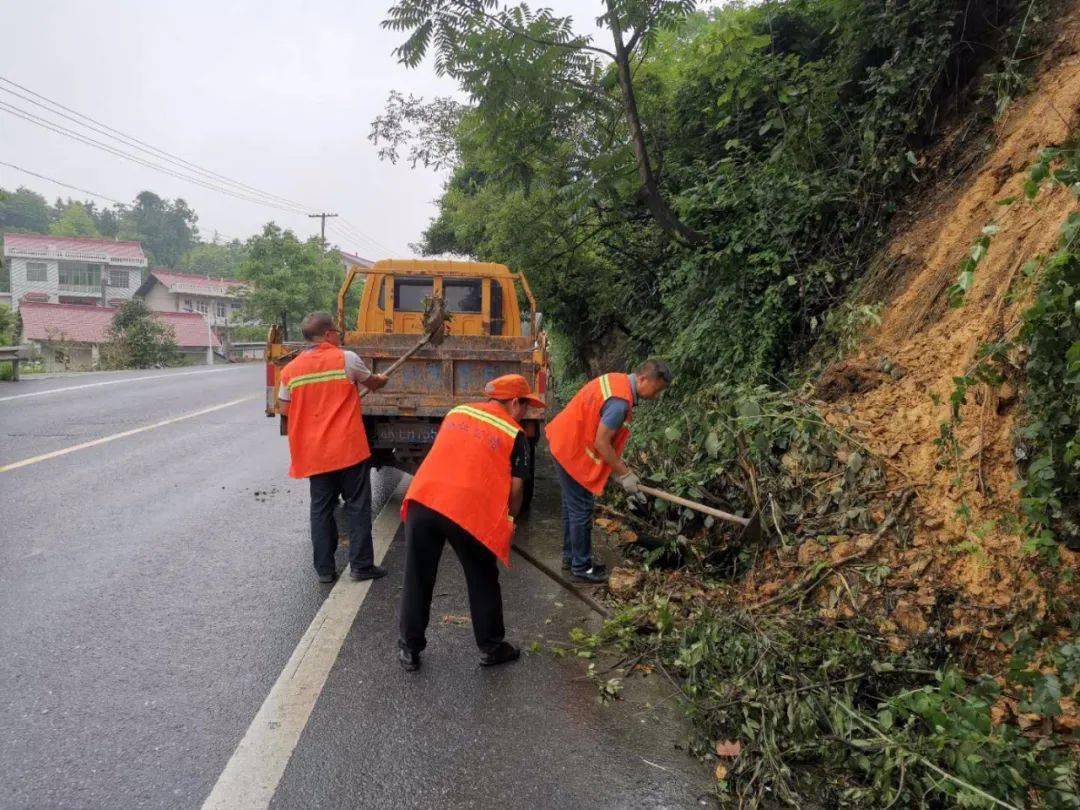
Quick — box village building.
[338,250,375,271]
[1,233,148,312]
[136,268,248,341]
[18,300,220,371]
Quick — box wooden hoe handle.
[359,331,434,399]
[637,485,749,527]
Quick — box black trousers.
[308,458,374,576]
[398,501,505,654]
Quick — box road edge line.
[0,366,243,403]
[200,477,407,810]
[0,396,258,472]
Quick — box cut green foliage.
[591,602,1079,807]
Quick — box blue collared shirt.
[598,373,636,430]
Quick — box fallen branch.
[833,699,1022,810]
[752,505,906,611]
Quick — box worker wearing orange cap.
[397,373,544,671]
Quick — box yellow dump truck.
[265,259,552,505]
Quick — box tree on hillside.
[237,224,350,338]
[94,206,121,238]
[119,191,199,266]
[101,299,179,369]
[377,0,703,243]
[0,187,51,233]
[49,203,101,237]
[177,240,246,278]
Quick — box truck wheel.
[520,437,538,515]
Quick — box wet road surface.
[0,366,709,808]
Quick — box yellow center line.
[0,396,258,473]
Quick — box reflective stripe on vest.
[598,373,614,400]
[402,400,521,566]
[450,404,520,438]
[544,372,633,495]
[286,369,348,390]
[279,344,371,478]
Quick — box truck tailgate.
[349,333,544,418]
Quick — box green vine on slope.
[933,138,1080,558]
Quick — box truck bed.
[347,332,546,419]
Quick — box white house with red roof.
[18,301,221,371]
[136,268,248,335]
[2,233,148,312]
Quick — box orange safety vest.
[279,343,371,478]
[545,373,633,495]
[402,401,522,566]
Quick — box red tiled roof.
[338,250,375,269]
[3,233,147,264]
[19,302,220,349]
[148,268,246,297]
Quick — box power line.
[327,223,382,255]
[0,76,400,255]
[324,218,382,251]
[334,216,395,255]
[340,216,394,252]
[0,159,125,206]
[0,159,241,244]
[0,100,312,215]
[0,76,312,212]
[325,220,391,258]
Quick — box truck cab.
[266,259,551,501]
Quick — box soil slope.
[819,15,1080,649]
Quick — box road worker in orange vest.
[278,311,390,584]
[545,360,672,583]
[397,373,543,671]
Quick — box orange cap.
[484,374,545,409]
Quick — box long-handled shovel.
[359,296,451,398]
[637,484,762,544]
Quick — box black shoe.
[317,571,337,584]
[561,559,571,572]
[398,647,420,672]
[480,642,521,667]
[350,565,387,582]
[571,564,608,584]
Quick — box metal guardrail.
[0,344,30,381]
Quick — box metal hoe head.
[739,510,763,545]
[421,295,451,346]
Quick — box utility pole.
[308,212,338,247]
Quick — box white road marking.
[201,483,404,810]
[0,366,245,402]
[0,396,257,472]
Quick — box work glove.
[615,471,640,494]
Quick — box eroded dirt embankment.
[816,17,1080,650]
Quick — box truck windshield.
[443,279,482,313]
[394,277,433,312]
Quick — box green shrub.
[101,300,180,369]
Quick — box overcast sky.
[0,1,605,260]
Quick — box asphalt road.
[0,365,709,809]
